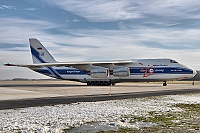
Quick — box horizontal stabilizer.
[4,63,18,66]
[4,63,31,67]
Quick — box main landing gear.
[163,81,167,86]
[87,81,111,86]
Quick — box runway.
[0,80,200,110]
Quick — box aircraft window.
[170,60,178,63]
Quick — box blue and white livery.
[5,38,197,86]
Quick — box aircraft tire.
[163,81,167,86]
[87,82,91,86]
[91,82,95,86]
[87,81,111,86]
[103,81,109,86]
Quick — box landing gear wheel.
[163,81,167,86]
[192,81,195,86]
[87,82,91,86]
[87,81,111,86]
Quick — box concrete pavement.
[0,80,200,109]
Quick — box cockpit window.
[170,60,178,63]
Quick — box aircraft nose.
[193,70,197,77]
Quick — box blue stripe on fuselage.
[36,69,87,75]
[30,46,63,79]
[129,67,193,75]
[34,67,193,76]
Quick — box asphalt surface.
[0,87,200,110]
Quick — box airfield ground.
[0,80,200,132]
[0,80,200,109]
[0,80,199,100]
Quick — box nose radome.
[193,70,197,76]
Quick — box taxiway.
[0,80,199,109]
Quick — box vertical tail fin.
[29,38,57,64]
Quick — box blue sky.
[0,0,200,79]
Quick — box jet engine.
[113,67,130,77]
[90,68,109,78]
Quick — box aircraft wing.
[4,60,138,71]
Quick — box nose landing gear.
[163,81,167,86]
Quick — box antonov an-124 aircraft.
[5,38,197,86]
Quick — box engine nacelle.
[90,68,109,78]
[113,67,130,77]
